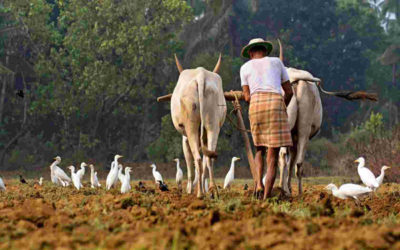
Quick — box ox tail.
[196,71,218,159]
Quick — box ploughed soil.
[0,179,399,249]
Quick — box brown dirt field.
[0,179,399,249]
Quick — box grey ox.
[171,55,226,198]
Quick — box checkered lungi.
[249,92,293,148]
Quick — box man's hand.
[242,85,250,103]
[281,80,293,106]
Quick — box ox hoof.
[209,186,219,199]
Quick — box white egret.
[94,172,100,187]
[174,158,183,188]
[106,154,123,190]
[325,183,372,201]
[118,164,125,183]
[376,166,391,187]
[39,177,43,186]
[355,157,379,189]
[76,162,87,180]
[0,176,5,191]
[223,157,241,189]
[121,167,132,194]
[89,164,101,188]
[57,177,67,187]
[150,163,163,184]
[50,156,71,186]
[68,166,82,190]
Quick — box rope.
[226,109,251,133]
[226,91,251,133]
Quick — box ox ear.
[213,53,222,73]
[174,54,183,73]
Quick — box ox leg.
[278,147,290,195]
[205,129,220,199]
[295,135,309,196]
[201,157,207,193]
[186,135,203,198]
[182,136,194,194]
[287,146,297,195]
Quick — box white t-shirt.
[240,57,289,96]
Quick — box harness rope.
[225,91,252,133]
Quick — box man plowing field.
[240,38,294,199]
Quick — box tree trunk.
[393,63,396,86]
[0,75,6,123]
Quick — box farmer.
[240,38,293,199]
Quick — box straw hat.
[241,38,273,58]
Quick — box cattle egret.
[150,164,163,184]
[76,162,87,180]
[121,167,132,194]
[355,157,379,189]
[94,172,100,186]
[376,166,391,187]
[204,178,209,193]
[174,158,183,188]
[39,177,43,186]
[0,176,5,191]
[223,157,241,189]
[50,156,71,186]
[118,164,125,183]
[158,180,169,191]
[68,166,82,190]
[89,164,101,188]
[106,154,123,190]
[325,183,372,201]
[19,175,27,184]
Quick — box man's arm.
[281,80,293,106]
[242,85,250,103]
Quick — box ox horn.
[278,38,283,62]
[213,53,222,73]
[174,54,183,73]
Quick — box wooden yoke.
[157,91,245,103]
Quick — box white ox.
[279,68,322,196]
[276,40,376,196]
[171,55,226,198]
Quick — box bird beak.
[354,160,359,163]
[237,158,241,161]
[387,166,391,169]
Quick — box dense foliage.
[0,0,398,173]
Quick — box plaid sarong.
[249,92,293,148]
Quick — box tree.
[2,0,192,166]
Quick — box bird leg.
[353,197,361,207]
